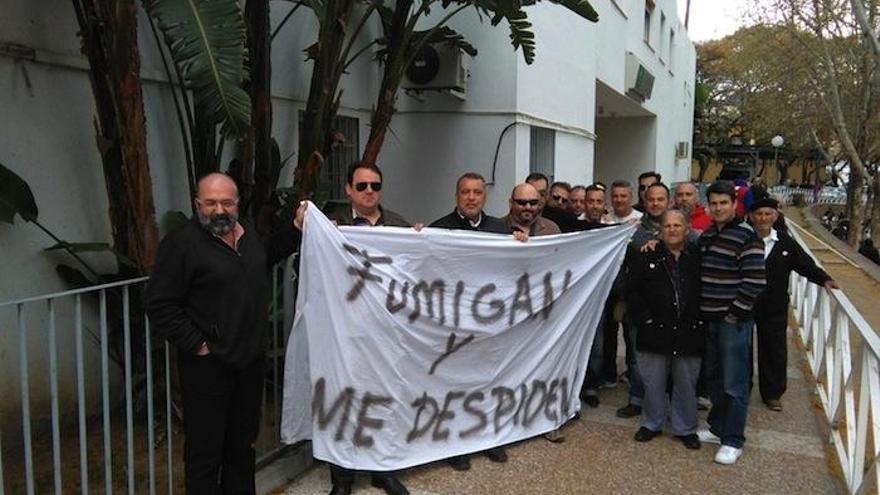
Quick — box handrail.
[0,276,150,308]
[786,217,880,493]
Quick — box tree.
[72,0,160,274]
[754,0,880,247]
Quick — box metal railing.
[787,220,880,494]
[0,260,295,494]
[769,185,848,205]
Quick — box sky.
[675,0,753,42]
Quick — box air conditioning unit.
[403,44,469,94]
[675,141,689,158]
[625,52,655,102]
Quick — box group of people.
[144,164,839,494]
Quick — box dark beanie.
[749,197,779,212]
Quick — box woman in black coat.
[627,209,704,449]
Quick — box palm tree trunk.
[362,0,413,165]
[73,0,159,274]
[294,0,356,199]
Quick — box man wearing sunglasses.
[325,161,411,495]
[503,182,561,238]
[634,171,662,213]
[328,161,410,229]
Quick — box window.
[659,13,667,59]
[643,0,654,45]
[529,126,556,180]
[325,115,360,200]
[298,112,360,201]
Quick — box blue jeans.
[705,319,753,448]
[582,313,605,397]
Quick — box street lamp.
[772,135,784,184]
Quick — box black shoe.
[676,433,701,450]
[616,404,642,418]
[633,427,660,442]
[583,395,599,408]
[329,485,351,495]
[447,455,471,471]
[371,474,410,495]
[485,447,508,463]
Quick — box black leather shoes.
[485,447,508,463]
[616,404,642,418]
[371,474,410,495]
[676,433,701,450]
[633,427,660,442]
[447,455,471,471]
[329,484,351,495]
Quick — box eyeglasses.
[354,182,382,192]
[551,194,569,204]
[513,199,540,207]
[197,199,238,209]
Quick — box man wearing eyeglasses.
[325,161,411,495]
[145,173,305,494]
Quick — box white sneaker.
[696,429,721,444]
[714,445,743,465]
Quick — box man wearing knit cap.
[748,197,838,412]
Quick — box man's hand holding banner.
[282,204,634,471]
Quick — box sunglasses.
[354,182,382,192]
[513,199,540,207]
[551,194,569,204]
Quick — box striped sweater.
[699,219,766,321]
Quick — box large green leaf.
[411,26,478,57]
[146,0,251,138]
[0,162,38,224]
[547,0,598,22]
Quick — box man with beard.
[430,172,509,234]
[503,182,561,237]
[145,173,305,494]
[674,182,712,233]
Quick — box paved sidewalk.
[282,327,843,495]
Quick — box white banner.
[281,204,634,471]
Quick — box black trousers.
[755,305,789,401]
[600,293,630,383]
[329,464,397,488]
[178,353,264,495]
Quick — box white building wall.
[0,0,694,428]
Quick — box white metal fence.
[770,185,848,205]
[787,220,880,494]
[0,261,296,494]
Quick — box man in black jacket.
[429,172,509,234]
[749,198,838,411]
[429,172,510,470]
[145,173,304,494]
[627,209,704,449]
